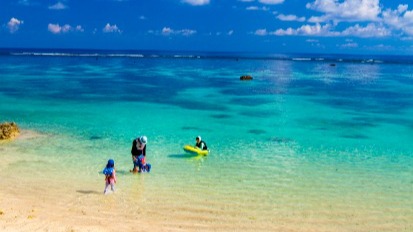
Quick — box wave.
[8,52,204,60]
[10,52,145,58]
[3,49,413,64]
[292,58,312,61]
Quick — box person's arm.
[131,140,136,155]
[143,145,146,156]
[131,140,137,161]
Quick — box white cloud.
[382,4,413,35]
[246,6,269,11]
[306,0,381,23]
[48,23,83,34]
[307,16,328,23]
[103,23,122,33]
[48,24,70,34]
[341,23,391,37]
[75,25,84,32]
[274,23,335,36]
[255,29,268,36]
[162,27,173,36]
[227,30,234,35]
[49,2,67,10]
[139,16,146,20]
[306,39,319,42]
[246,6,259,10]
[182,0,209,6]
[265,22,389,38]
[340,42,359,48]
[253,2,413,40]
[239,0,254,2]
[7,17,24,33]
[277,14,305,22]
[180,29,197,36]
[397,4,409,13]
[161,27,196,36]
[259,0,284,5]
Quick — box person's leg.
[131,158,138,172]
[104,182,109,193]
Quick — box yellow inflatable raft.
[183,145,209,156]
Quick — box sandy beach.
[1,132,411,232]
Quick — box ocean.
[0,49,412,231]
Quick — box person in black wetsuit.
[195,136,208,150]
[130,135,147,172]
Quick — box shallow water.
[0,51,412,231]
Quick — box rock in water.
[0,122,20,140]
[240,75,253,80]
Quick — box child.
[103,159,117,194]
[135,154,151,173]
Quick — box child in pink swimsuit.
[103,159,117,194]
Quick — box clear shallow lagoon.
[0,49,412,231]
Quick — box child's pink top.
[105,169,117,184]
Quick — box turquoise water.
[0,51,412,230]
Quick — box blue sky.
[1,0,413,54]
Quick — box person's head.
[139,135,147,144]
[196,136,201,143]
[106,159,115,168]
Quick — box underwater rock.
[240,75,253,81]
[248,129,266,135]
[0,122,20,140]
[270,137,294,143]
[89,135,103,140]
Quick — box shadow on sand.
[76,190,101,195]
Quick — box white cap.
[139,136,147,144]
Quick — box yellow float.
[183,145,209,156]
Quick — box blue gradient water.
[0,50,412,231]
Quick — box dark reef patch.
[270,137,294,143]
[210,114,232,119]
[90,136,103,140]
[340,134,369,139]
[248,129,266,135]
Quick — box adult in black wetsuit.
[131,135,147,172]
[195,136,208,150]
